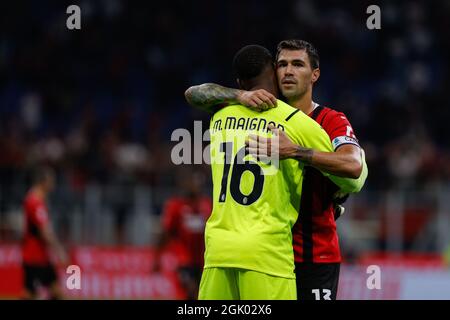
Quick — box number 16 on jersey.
[218,142,265,206]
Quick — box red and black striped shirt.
[292,104,360,263]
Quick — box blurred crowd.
[1,1,449,244]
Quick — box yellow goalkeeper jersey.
[204,99,333,279]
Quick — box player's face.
[187,172,204,196]
[276,49,316,101]
[44,173,56,193]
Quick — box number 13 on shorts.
[311,289,332,300]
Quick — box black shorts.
[23,263,58,294]
[295,262,340,300]
[178,265,203,284]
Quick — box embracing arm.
[279,109,368,193]
[294,144,368,193]
[184,83,277,113]
[247,126,368,194]
[185,83,242,113]
[294,144,362,178]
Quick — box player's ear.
[311,68,320,84]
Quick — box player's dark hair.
[32,166,55,185]
[232,45,273,81]
[276,39,320,69]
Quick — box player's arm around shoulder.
[184,84,277,113]
[246,107,368,194]
[245,110,333,167]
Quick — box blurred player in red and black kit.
[22,166,68,299]
[154,169,212,299]
[184,40,367,300]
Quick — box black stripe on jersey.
[29,222,42,238]
[300,167,314,262]
[285,109,300,122]
[310,105,325,123]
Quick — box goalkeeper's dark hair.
[276,39,320,69]
[232,45,273,81]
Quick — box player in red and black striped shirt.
[22,166,68,299]
[292,104,359,300]
[153,170,212,299]
[272,40,366,300]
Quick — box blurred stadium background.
[1,0,450,299]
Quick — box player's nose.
[284,64,294,75]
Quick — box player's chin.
[280,85,297,94]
